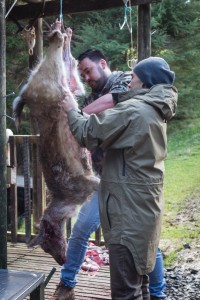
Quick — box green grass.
[161,117,200,266]
[164,247,183,267]
[164,153,200,212]
[164,117,200,213]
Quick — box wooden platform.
[7,242,111,300]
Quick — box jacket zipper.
[122,149,125,176]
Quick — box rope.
[127,0,136,69]
[5,0,18,19]
[129,0,133,52]
[119,0,132,32]
[119,0,136,69]
[59,0,63,24]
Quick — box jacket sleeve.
[67,103,139,151]
[109,72,132,93]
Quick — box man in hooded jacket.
[62,56,178,300]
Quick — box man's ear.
[99,59,107,70]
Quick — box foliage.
[5,3,200,154]
[6,22,32,133]
[152,0,197,37]
[5,1,200,127]
[6,1,199,119]
[66,8,138,70]
[5,0,200,142]
[151,0,200,122]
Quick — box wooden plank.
[7,0,162,21]
[7,242,111,299]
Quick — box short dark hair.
[77,49,108,64]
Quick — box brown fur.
[13,29,99,265]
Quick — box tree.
[151,0,200,121]
[5,1,200,132]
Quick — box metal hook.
[127,58,137,70]
[3,114,15,121]
[2,92,15,99]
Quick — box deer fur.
[13,29,99,265]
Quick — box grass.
[164,247,183,267]
[164,118,200,214]
[161,117,200,266]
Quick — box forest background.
[5,0,200,266]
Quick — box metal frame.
[0,269,45,300]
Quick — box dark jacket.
[67,84,178,274]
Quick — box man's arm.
[82,72,132,115]
[82,93,115,115]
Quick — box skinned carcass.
[63,27,85,96]
[13,29,99,265]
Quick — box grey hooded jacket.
[67,84,178,275]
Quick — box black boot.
[51,281,75,300]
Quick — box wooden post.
[9,136,18,243]
[0,0,7,269]
[137,4,151,61]
[23,136,32,243]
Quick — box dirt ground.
[160,195,200,270]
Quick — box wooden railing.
[7,135,102,245]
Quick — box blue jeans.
[61,192,166,298]
[149,248,166,298]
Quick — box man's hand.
[62,93,78,113]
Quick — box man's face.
[78,57,108,92]
[128,71,143,92]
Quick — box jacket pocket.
[99,188,111,231]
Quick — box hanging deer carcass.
[13,28,99,265]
